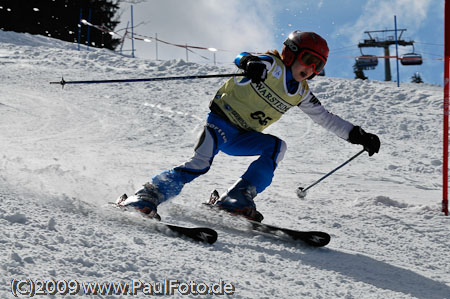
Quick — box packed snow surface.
[0,31,449,298]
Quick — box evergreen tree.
[411,72,424,84]
[0,0,121,50]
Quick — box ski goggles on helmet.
[297,49,326,74]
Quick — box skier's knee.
[181,153,212,173]
[275,139,287,165]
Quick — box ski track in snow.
[0,31,449,298]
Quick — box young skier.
[117,30,380,222]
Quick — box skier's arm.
[298,93,354,140]
[235,52,274,84]
[299,93,380,156]
[234,52,274,69]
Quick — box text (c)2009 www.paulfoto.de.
[10,278,236,296]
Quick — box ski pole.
[49,73,242,87]
[297,149,365,198]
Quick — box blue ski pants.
[151,112,287,203]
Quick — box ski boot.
[209,179,264,222]
[116,183,163,221]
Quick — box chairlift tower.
[358,29,414,81]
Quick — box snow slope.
[0,30,449,298]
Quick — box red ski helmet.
[281,30,329,68]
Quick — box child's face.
[291,58,315,82]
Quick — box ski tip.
[199,228,218,244]
[186,227,218,244]
[168,226,218,245]
[304,232,330,247]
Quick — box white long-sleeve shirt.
[298,92,354,140]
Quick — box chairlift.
[355,55,378,70]
[400,53,423,66]
[400,45,423,66]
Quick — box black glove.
[240,55,267,84]
[348,126,380,156]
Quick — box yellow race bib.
[212,55,310,131]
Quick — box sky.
[116,0,444,85]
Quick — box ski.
[247,220,330,247]
[203,201,330,247]
[162,223,218,245]
[110,202,218,245]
